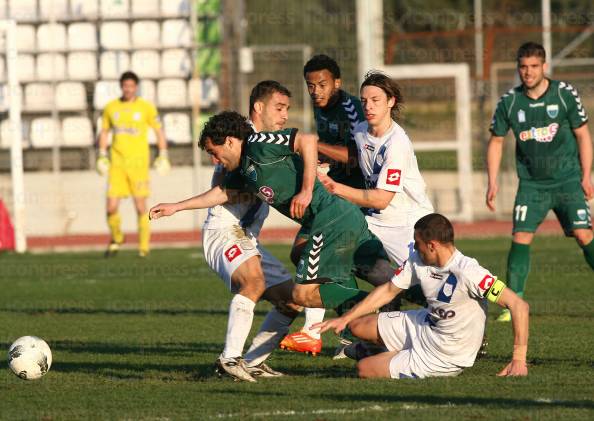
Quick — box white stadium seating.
[9,0,37,22]
[37,23,67,52]
[0,119,30,149]
[68,23,98,51]
[93,80,120,110]
[161,49,191,78]
[163,112,191,144]
[131,0,159,17]
[0,1,6,20]
[18,54,36,83]
[55,82,87,111]
[162,19,192,48]
[161,0,190,17]
[39,0,69,20]
[62,117,93,147]
[100,51,130,79]
[36,53,67,81]
[100,22,130,50]
[131,20,160,48]
[0,84,22,113]
[131,50,160,79]
[30,117,61,148]
[139,79,156,104]
[70,0,99,19]
[100,0,129,19]
[157,78,187,108]
[68,52,98,81]
[16,25,36,52]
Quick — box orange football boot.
[279,332,322,356]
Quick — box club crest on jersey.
[518,123,559,143]
[546,104,559,118]
[577,209,587,221]
[517,109,526,123]
[329,122,339,134]
[437,273,458,303]
[224,244,242,262]
[386,169,401,186]
[245,164,257,182]
[257,186,275,204]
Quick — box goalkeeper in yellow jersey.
[97,71,170,257]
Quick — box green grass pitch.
[1,237,593,420]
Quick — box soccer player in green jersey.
[487,42,594,322]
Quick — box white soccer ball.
[7,336,52,380]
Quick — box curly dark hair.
[361,70,404,121]
[198,111,255,149]
[303,54,341,79]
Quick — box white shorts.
[202,225,292,293]
[377,309,463,379]
[366,221,414,266]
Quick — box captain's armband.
[485,279,506,303]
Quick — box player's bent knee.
[292,284,319,307]
[573,229,593,246]
[349,314,379,342]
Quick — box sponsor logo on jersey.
[430,272,444,280]
[529,102,545,108]
[517,109,526,123]
[478,274,495,291]
[386,169,402,186]
[224,244,242,262]
[364,144,375,152]
[257,186,275,204]
[518,123,559,143]
[546,104,559,118]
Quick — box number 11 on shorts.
[514,205,527,221]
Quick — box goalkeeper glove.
[96,150,110,176]
[154,149,171,176]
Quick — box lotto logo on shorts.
[386,169,401,186]
[224,245,242,262]
[478,274,495,291]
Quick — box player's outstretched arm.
[317,142,350,164]
[149,186,230,220]
[486,135,505,212]
[318,172,394,209]
[315,282,403,335]
[574,124,594,200]
[290,133,318,218]
[495,287,529,377]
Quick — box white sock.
[244,308,295,367]
[301,307,325,340]
[221,294,256,359]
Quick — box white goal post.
[378,63,474,222]
[1,20,26,253]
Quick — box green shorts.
[513,178,592,236]
[295,203,388,308]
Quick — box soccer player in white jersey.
[318,71,433,266]
[316,213,530,379]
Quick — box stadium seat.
[67,52,98,81]
[157,79,187,108]
[100,51,130,79]
[0,0,6,20]
[18,55,36,83]
[100,22,130,50]
[36,53,67,81]
[139,79,156,104]
[68,23,98,51]
[131,50,160,79]
[16,25,35,52]
[8,0,36,22]
[30,117,61,148]
[70,0,99,19]
[0,84,22,113]
[161,19,192,48]
[163,112,191,144]
[161,0,190,17]
[201,77,220,108]
[37,24,67,52]
[62,117,93,147]
[93,80,120,110]
[39,0,69,20]
[131,0,159,17]
[100,0,129,19]
[0,119,30,149]
[55,82,87,111]
[161,49,191,78]
[131,20,160,48]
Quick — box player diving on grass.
[150,111,396,380]
[486,42,594,322]
[316,213,530,379]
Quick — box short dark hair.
[303,54,341,79]
[361,70,404,121]
[119,71,139,85]
[249,80,291,113]
[517,42,546,63]
[414,213,454,244]
[198,111,254,149]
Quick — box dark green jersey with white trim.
[490,79,588,184]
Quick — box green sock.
[506,242,531,298]
[581,239,594,270]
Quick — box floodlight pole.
[542,0,553,75]
[356,0,383,83]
